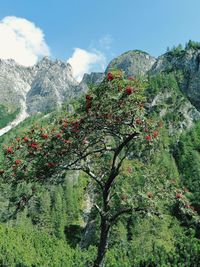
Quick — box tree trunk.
[93,217,110,267]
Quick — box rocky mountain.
[81,50,156,86]
[0,59,33,109]
[150,45,200,111]
[83,48,200,133]
[106,50,156,77]
[26,57,82,114]
[0,57,83,114]
[0,57,85,135]
[2,45,200,136]
[81,72,104,85]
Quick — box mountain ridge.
[1,45,200,136]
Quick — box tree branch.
[105,132,139,191]
[83,166,104,190]
[110,207,161,224]
[95,204,104,217]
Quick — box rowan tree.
[1,70,197,267]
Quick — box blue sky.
[0,0,200,80]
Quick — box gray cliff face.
[0,57,84,116]
[26,58,79,114]
[80,50,156,90]
[151,48,200,74]
[150,48,200,110]
[79,72,104,93]
[0,59,34,109]
[81,72,104,85]
[106,50,156,77]
[149,86,200,134]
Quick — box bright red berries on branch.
[136,118,142,125]
[56,134,62,139]
[125,86,134,95]
[85,95,93,101]
[153,131,159,138]
[145,135,152,141]
[15,160,21,165]
[24,137,29,142]
[7,147,13,154]
[41,133,48,139]
[175,193,183,199]
[107,72,114,81]
[85,94,93,112]
[30,143,38,149]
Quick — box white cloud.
[99,34,113,50]
[0,16,50,66]
[67,48,106,82]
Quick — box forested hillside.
[1,44,200,266]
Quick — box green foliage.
[105,226,200,266]
[0,69,200,266]
[186,40,200,50]
[0,224,74,267]
[173,121,200,210]
[166,40,200,56]
[167,44,185,57]
[147,71,192,136]
[0,104,20,128]
[1,222,200,267]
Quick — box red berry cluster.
[86,94,93,112]
[107,72,114,81]
[125,86,135,95]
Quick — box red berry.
[7,147,13,154]
[136,118,142,125]
[56,134,62,139]
[86,95,93,101]
[175,193,183,199]
[145,135,152,141]
[24,137,29,142]
[15,159,21,165]
[31,143,38,149]
[125,86,134,95]
[107,72,114,81]
[153,130,159,138]
[41,133,48,139]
